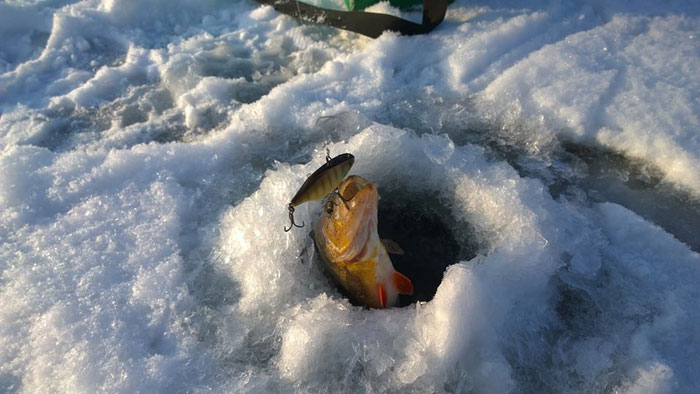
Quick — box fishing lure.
[284,150,355,232]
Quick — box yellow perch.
[314,175,413,308]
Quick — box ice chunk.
[421,132,455,165]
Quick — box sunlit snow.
[1,0,699,393]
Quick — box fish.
[285,152,355,231]
[313,175,413,308]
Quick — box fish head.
[317,175,379,260]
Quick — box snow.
[1,0,699,393]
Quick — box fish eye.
[324,200,335,215]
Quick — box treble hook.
[333,188,350,209]
[284,204,305,232]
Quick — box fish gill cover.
[0,0,699,393]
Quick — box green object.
[344,0,423,11]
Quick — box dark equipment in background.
[252,0,449,38]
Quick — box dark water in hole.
[376,190,480,306]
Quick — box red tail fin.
[393,271,414,295]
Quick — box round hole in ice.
[376,187,480,307]
[314,181,480,308]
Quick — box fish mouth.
[340,176,379,207]
[344,181,378,240]
[353,183,379,207]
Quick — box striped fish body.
[314,175,413,308]
[290,153,354,207]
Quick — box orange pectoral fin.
[393,271,414,295]
[378,284,387,308]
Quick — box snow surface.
[1,0,699,393]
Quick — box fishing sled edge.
[252,0,449,38]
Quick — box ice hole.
[377,187,479,306]
[315,182,480,308]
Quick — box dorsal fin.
[381,239,404,255]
